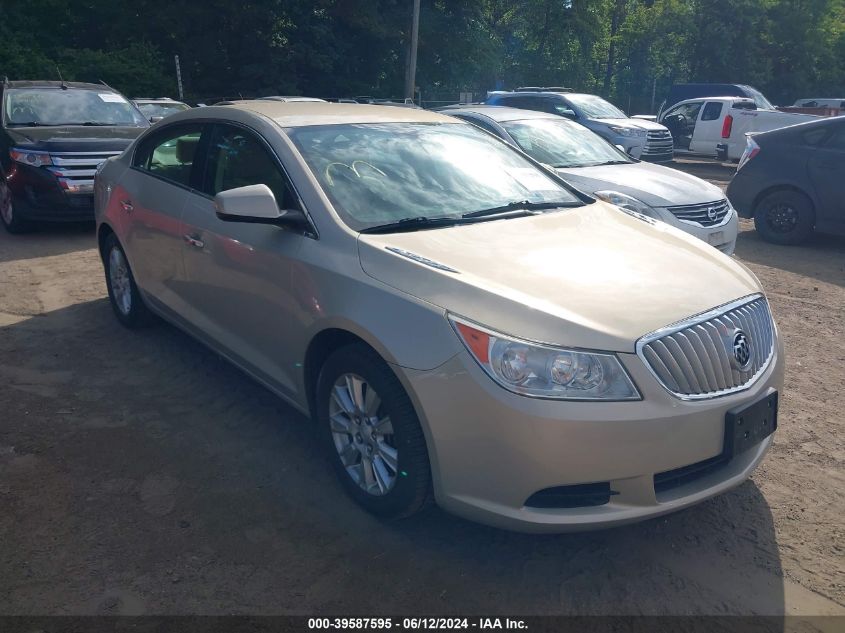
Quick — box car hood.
[591,117,668,131]
[358,202,761,353]
[556,162,725,207]
[6,126,146,153]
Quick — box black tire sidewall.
[103,234,151,328]
[0,180,31,234]
[754,190,814,245]
[315,344,431,519]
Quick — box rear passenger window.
[203,125,300,210]
[701,102,723,121]
[133,125,204,187]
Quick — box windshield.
[136,102,190,118]
[566,94,627,119]
[743,86,775,111]
[287,122,580,231]
[502,118,631,168]
[4,88,148,127]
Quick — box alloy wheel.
[108,247,133,316]
[329,373,398,496]
[765,203,798,234]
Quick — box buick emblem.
[707,206,719,222]
[731,330,752,370]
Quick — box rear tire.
[753,190,815,245]
[0,179,32,234]
[316,343,432,519]
[103,233,154,328]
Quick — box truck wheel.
[315,343,432,520]
[753,190,815,245]
[0,179,31,234]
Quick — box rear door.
[120,122,207,313]
[689,101,724,154]
[178,122,309,395]
[808,121,845,233]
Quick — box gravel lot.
[0,161,843,617]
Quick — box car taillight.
[737,137,760,171]
[721,114,733,139]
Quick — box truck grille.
[46,151,122,193]
[640,129,673,162]
[637,296,775,399]
[666,199,731,227]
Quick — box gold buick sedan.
[94,102,783,532]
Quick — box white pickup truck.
[658,97,819,161]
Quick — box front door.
[121,123,206,313]
[662,101,703,151]
[179,123,307,396]
[689,101,725,155]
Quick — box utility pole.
[404,0,420,102]
[174,55,184,100]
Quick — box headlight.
[608,126,646,138]
[10,148,52,167]
[449,315,640,401]
[594,190,658,218]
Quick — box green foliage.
[1,0,843,111]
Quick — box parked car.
[486,89,673,162]
[727,117,845,244]
[439,105,737,253]
[658,83,777,118]
[132,97,190,123]
[0,80,149,233]
[95,102,783,532]
[659,97,818,161]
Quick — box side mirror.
[214,184,309,229]
[150,116,164,123]
[615,144,626,153]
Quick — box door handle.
[120,199,134,213]
[183,234,205,248]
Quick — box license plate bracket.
[724,391,778,457]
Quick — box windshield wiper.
[462,200,576,219]
[360,216,465,234]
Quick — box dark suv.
[1,80,149,233]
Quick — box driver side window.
[203,124,300,210]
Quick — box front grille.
[654,453,730,496]
[637,296,775,399]
[641,129,673,161]
[46,151,122,193]
[666,199,730,227]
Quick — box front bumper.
[401,335,783,533]
[655,208,739,255]
[7,164,94,222]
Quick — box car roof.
[440,105,560,123]
[206,100,455,127]
[258,96,328,102]
[5,80,118,92]
[488,91,594,99]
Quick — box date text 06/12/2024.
[307,618,528,630]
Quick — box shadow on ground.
[0,222,96,264]
[0,299,785,617]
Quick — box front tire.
[316,343,432,519]
[103,233,154,328]
[0,179,31,234]
[753,190,815,245]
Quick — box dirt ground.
[0,161,843,618]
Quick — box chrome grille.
[637,296,775,399]
[641,129,673,161]
[666,199,730,227]
[46,151,122,193]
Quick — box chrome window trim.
[636,293,776,400]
